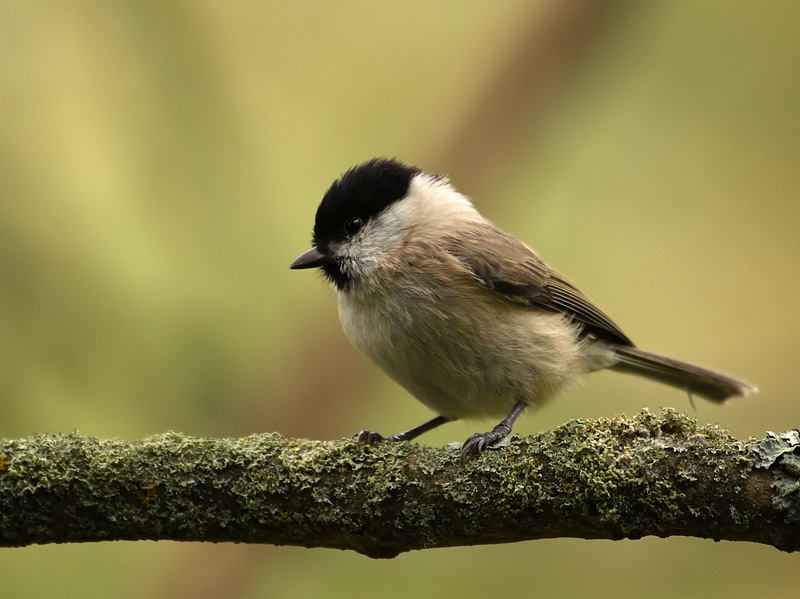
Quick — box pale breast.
[337,274,589,420]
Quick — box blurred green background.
[2,1,799,597]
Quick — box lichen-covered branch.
[1,409,798,558]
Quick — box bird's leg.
[461,399,527,461]
[355,415,450,444]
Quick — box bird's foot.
[460,400,526,463]
[461,427,512,462]
[354,430,393,444]
[354,416,451,446]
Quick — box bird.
[290,158,757,459]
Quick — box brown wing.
[445,223,634,346]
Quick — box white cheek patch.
[329,215,402,281]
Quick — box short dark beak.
[290,246,328,269]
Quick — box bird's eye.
[344,217,363,235]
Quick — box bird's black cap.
[312,158,420,249]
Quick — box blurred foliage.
[1,1,799,598]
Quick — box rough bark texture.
[1,408,798,558]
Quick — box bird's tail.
[610,345,757,402]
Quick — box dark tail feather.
[610,345,758,403]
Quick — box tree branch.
[1,408,798,558]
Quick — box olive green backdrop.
[2,1,799,597]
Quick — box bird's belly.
[338,289,588,420]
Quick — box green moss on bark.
[1,409,798,557]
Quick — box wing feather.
[445,223,634,346]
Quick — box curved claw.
[460,400,527,463]
[460,432,493,462]
[354,430,388,445]
[353,416,451,446]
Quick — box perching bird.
[291,158,757,459]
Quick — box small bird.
[291,158,757,459]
